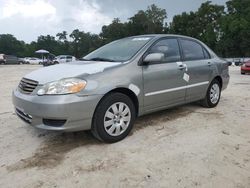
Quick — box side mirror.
[143,53,164,64]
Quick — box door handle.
[207,62,212,66]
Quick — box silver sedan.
[12,34,229,142]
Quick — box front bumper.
[12,89,103,132]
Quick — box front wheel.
[91,93,136,143]
[201,79,221,108]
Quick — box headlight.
[37,78,87,95]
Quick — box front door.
[143,38,187,112]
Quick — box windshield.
[83,37,152,62]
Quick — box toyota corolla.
[12,35,229,143]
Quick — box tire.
[200,79,221,108]
[91,92,136,143]
[241,72,245,75]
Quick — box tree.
[69,30,103,57]
[69,29,82,57]
[169,12,198,37]
[1,2,250,58]
[170,1,225,51]
[36,35,61,55]
[219,0,250,57]
[128,4,167,35]
[56,31,68,42]
[145,4,168,33]
[100,18,129,42]
[0,34,26,56]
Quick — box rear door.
[179,38,212,101]
[143,38,187,112]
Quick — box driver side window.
[148,38,181,63]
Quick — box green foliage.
[170,1,225,52]
[100,18,129,43]
[170,0,250,57]
[0,34,25,57]
[0,1,249,58]
[219,0,250,57]
[128,4,167,35]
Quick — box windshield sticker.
[132,37,150,41]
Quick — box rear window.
[180,39,205,61]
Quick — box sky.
[0,0,228,43]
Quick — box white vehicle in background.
[53,55,76,64]
[24,57,42,65]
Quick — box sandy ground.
[0,65,249,188]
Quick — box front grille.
[15,108,32,124]
[18,78,38,94]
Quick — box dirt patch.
[6,132,100,171]
[74,156,123,173]
[134,106,195,132]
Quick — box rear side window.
[149,38,181,63]
[180,39,205,61]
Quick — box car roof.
[126,34,217,58]
[126,34,200,41]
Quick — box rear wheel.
[91,93,136,143]
[201,79,221,108]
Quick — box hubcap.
[104,102,131,136]
[210,83,220,104]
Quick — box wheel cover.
[210,83,220,104]
[104,102,131,136]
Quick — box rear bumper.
[12,88,103,132]
[221,69,230,91]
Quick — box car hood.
[24,61,122,84]
[244,61,250,67]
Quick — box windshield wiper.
[88,57,117,62]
